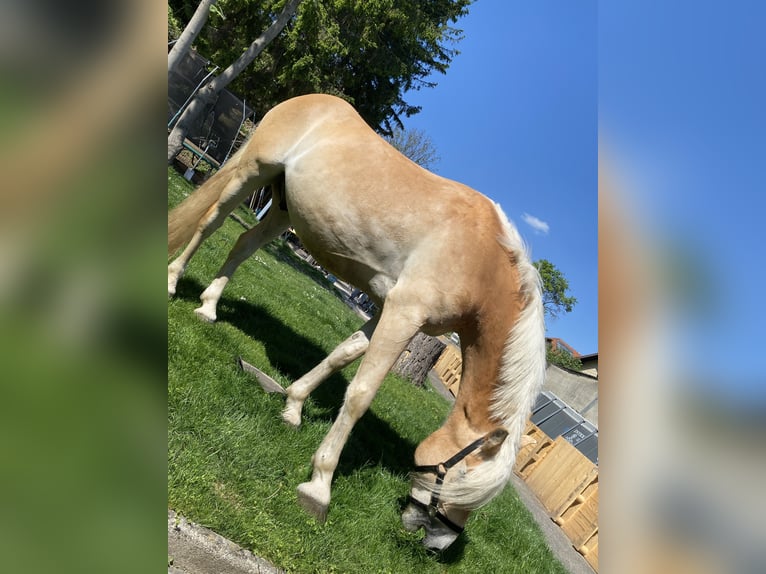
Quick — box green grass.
[168,168,567,573]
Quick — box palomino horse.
[168,94,545,551]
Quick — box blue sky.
[402,0,598,355]
[599,1,766,390]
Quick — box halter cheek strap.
[412,434,488,477]
[409,434,489,535]
[405,494,465,534]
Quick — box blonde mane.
[419,205,546,510]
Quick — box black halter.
[407,433,489,535]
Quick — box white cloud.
[522,212,550,235]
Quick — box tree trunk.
[392,333,446,387]
[167,0,304,163]
[168,0,218,75]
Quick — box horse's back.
[248,95,515,317]
[248,94,367,165]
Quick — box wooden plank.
[557,483,598,547]
[553,473,598,519]
[524,436,598,514]
[517,425,599,570]
[514,434,555,479]
[514,421,548,470]
[182,139,221,168]
[578,530,598,571]
[433,345,462,395]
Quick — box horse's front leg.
[283,316,378,426]
[195,207,290,322]
[296,304,420,521]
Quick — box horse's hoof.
[281,408,302,428]
[296,481,329,523]
[282,399,303,427]
[193,307,217,323]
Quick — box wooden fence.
[432,343,462,396]
[514,421,599,572]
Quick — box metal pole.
[221,98,251,166]
[168,65,219,129]
[255,198,272,221]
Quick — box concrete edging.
[168,510,284,574]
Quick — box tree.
[546,347,583,371]
[534,259,581,370]
[168,0,218,75]
[167,0,304,163]
[392,333,446,387]
[385,127,440,170]
[167,0,473,139]
[168,5,183,41]
[533,259,578,320]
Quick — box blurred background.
[600,2,766,572]
[0,2,166,573]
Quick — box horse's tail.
[168,167,235,256]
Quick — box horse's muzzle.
[401,500,461,551]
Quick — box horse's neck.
[447,311,517,438]
[413,307,519,467]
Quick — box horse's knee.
[344,383,375,419]
[330,331,369,367]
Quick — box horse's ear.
[479,428,509,459]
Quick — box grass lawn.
[168,168,568,573]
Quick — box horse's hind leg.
[168,173,257,297]
[168,209,219,297]
[195,205,291,322]
[282,316,379,426]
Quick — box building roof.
[545,337,581,358]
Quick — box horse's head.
[402,427,510,551]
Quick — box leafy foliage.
[168,4,183,41]
[533,259,577,320]
[168,0,474,133]
[546,347,583,371]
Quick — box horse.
[168,94,545,551]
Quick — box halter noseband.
[406,433,489,535]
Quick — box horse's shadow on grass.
[175,276,419,478]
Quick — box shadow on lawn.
[263,240,349,305]
[174,276,420,478]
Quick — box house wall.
[579,356,598,378]
[543,364,598,426]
